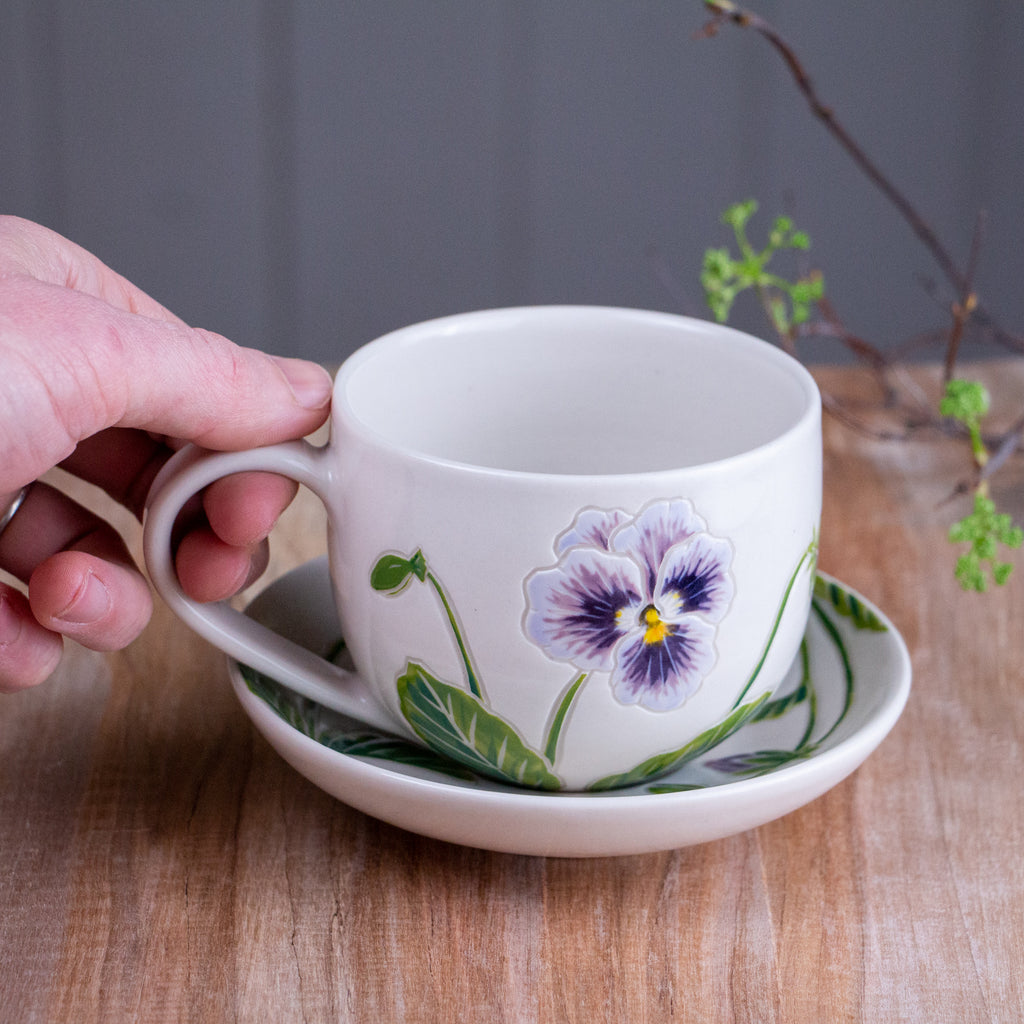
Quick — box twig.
[817,389,913,443]
[697,2,1024,593]
[798,302,947,433]
[698,1,1024,358]
[942,412,1024,507]
[943,212,985,384]
[944,293,977,385]
[699,2,968,293]
[982,410,1024,482]
[809,299,891,374]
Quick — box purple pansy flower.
[524,500,734,711]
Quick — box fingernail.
[55,571,111,625]
[273,357,333,410]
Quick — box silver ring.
[0,485,31,539]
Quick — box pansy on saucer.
[228,558,910,858]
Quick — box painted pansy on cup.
[145,306,822,791]
[524,500,735,712]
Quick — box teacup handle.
[143,442,398,734]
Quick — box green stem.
[731,536,817,710]
[968,422,988,468]
[733,220,753,260]
[793,639,817,751]
[809,599,855,747]
[426,571,483,699]
[543,672,588,765]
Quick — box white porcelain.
[145,306,822,790]
[229,559,911,857]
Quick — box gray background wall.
[2,1,1022,365]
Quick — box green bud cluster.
[701,199,824,336]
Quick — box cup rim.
[332,305,821,482]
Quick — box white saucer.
[228,558,911,858]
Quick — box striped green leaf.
[813,576,888,632]
[397,662,561,790]
[752,681,809,722]
[319,731,478,781]
[243,662,478,781]
[588,693,770,791]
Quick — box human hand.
[0,216,333,690]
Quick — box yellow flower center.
[642,605,670,646]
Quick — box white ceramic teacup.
[144,306,822,791]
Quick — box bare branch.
[943,212,986,383]
[699,1,1024,358]
[697,0,1024,519]
[983,410,1024,481]
[700,2,968,293]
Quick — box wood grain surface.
[2,364,1022,1023]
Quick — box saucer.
[228,558,911,858]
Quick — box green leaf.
[701,198,824,339]
[702,246,733,279]
[397,662,561,790]
[722,198,758,230]
[370,550,427,593]
[319,731,479,781]
[646,783,706,794]
[752,681,809,722]
[587,693,770,791]
[241,662,480,781]
[705,747,815,777]
[730,534,818,709]
[940,379,992,471]
[813,575,888,631]
[939,379,990,423]
[241,663,318,735]
[543,671,588,764]
[948,491,1022,592]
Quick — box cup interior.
[340,307,818,475]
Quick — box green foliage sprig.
[703,203,1022,593]
[696,5,1024,597]
[940,381,1023,591]
[701,199,824,338]
[939,380,990,468]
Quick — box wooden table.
[2,363,1022,1023]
